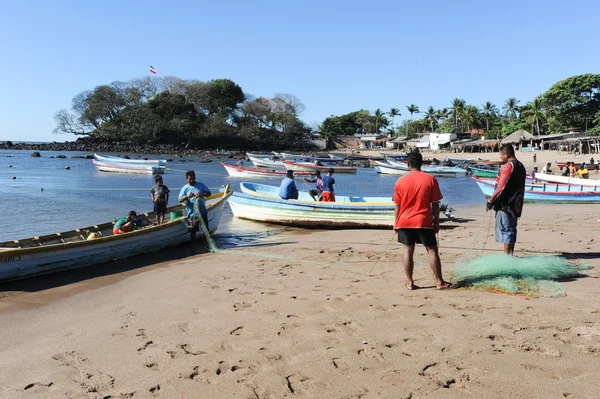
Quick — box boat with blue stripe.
[473,177,600,203]
[227,182,395,228]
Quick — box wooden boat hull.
[534,173,600,187]
[221,163,311,178]
[387,160,467,176]
[228,183,394,228]
[0,189,232,282]
[248,156,285,168]
[374,161,408,175]
[469,166,499,178]
[95,153,167,165]
[473,177,600,203]
[281,160,357,174]
[93,160,165,174]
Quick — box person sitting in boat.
[113,211,137,235]
[279,170,299,200]
[561,162,570,177]
[179,170,212,229]
[313,159,323,166]
[304,170,323,201]
[541,162,553,175]
[569,162,577,178]
[531,167,538,182]
[577,164,589,179]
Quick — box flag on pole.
[150,66,156,74]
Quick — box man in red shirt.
[393,152,450,290]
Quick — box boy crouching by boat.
[113,211,137,235]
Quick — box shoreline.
[1,203,600,397]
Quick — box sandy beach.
[1,189,600,398]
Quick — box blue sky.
[1,0,598,142]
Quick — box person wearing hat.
[304,170,323,201]
[322,168,336,202]
[279,170,299,200]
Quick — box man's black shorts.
[397,228,437,247]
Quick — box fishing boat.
[95,153,167,165]
[246,152,274,159]
[374,161,408,175]
[248,156,285,168]
[386,160,468,177]
[473,177,600,203]
[281,160,358,174]
[532,173,600,187]
[221,163,311,178]
[0,187,232,282]
[227,183,395,228]
[468,165,500,178]
[93,159,165,174]
[555,161,591,169]
[302,156,346,165]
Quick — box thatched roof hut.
[501,129,534,145]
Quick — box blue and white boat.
[473,177,600,203]
[227,183,395,228]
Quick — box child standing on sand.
[151,175,170,225]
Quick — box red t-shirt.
[393,171,443,229]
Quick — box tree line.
[54,77,311,149]
[55,74,600,148]
[319,74,600,140]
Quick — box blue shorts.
[154,202,167,216]
[495,210,517,244]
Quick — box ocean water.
[0,150,485,242]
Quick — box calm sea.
[0,150,485,242]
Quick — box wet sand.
[1,202,600,398]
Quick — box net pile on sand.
[453,254,592,297]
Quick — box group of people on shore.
[113,148,528,292]
[112,170,211,235]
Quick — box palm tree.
[480,101,498,137]
[503,97,520,120]
[461,105,480,132]
[373,108,386,133]
[423,106,437,132]
[406,104,419,136]
[521,97,546,135]
[435,107,451,124]
[451,98,466,132]
[389,108,400,132]
[406,104,419,120]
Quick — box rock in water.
[31,151,41,157]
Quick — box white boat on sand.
[0,187,232,282]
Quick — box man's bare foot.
[406,283,420,290]
[436,282,454,290]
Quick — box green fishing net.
[453,254,592,297]
[192,197,218,252]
